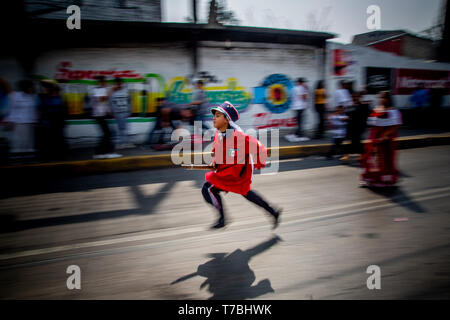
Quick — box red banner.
[394,68,450,95]
[333,49,353,76]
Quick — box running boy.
[202,101,282,229]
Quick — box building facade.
[352,30,438,61]
[327,41,450,111]
[0,19,333,145]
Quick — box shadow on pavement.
[0,181,177,233]
[170,235,282,300]
[365,186,426,214]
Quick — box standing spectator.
[0,78,12,163]
[429,87,444,128]
[333,80,353,113]
[345,91,371,161]
[147,97,175,147]
[89,76,121,159]
[4,80,39,155]
[110,77,133,149]
[408,83,429,127]
[360,85,374,109]
[326,105,348,159]
[344,80,355,95]
[333,80,353,160]
[0,78,12,121]
[188,80,210,131]
[409,83,429,109]
[285,78,310,142]
[360,91,402,188]
[313,80,327,139]
[37,80,67,160]
[340,91,371,161]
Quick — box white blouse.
[367,109,402,127]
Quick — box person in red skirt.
[360,91,402,188]
[202,101,282,229]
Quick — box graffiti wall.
[5,41,449,145]
[166,75,252,113]
[34,61,255,117]
[27,44,321,143]
[199,42,320,131]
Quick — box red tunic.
[361,109,402,187]
[205,130,267,196]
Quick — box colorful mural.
[253,74,293,114]
[34,62,252,117]
[167,76,251,113]
[34,64,311,132]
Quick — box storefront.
[326,42,450,110]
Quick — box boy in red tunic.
[202,101,282,229]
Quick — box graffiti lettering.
[54,62,142,81]
[167,77,251,112]
[254,112,297,129]
[38,65,252,116]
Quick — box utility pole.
[191,0,198,77]
[192,0,197,23]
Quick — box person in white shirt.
[4,80,39,154]
[110,77,133,149]
[89,76,121,159]
[285,78,310,142]
[90,78,109,118]
[333,80,353,111]
[326,105,348,159]
[333,80,356,161]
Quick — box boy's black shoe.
[272,208,282,229]
[211,218,225,229]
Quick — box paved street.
[0,146,449,299]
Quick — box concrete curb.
[2,133,450,176]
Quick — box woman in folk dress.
[360,91,402,188]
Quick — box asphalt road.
[1,146,449,299]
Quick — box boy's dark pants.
[202,182,277,221]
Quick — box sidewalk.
[1,127,450,176]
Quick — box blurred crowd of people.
[145,79,212,151]
[285,78,372,161]
[0,76,212,162]
[0,73,444,187]
[0,78,67,162]
[286,77,403,188]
